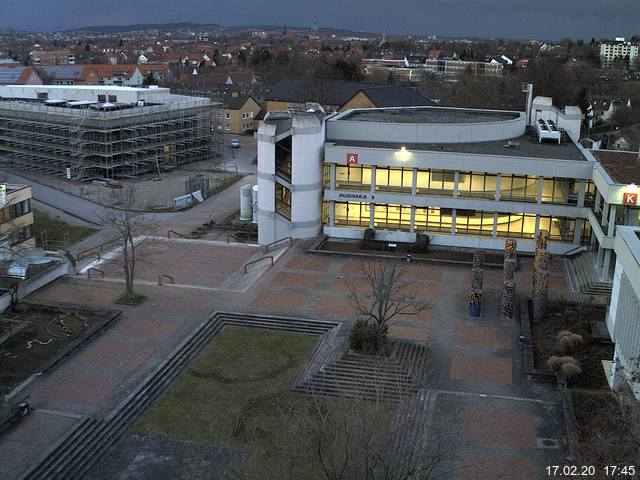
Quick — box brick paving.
[0,239,572,479]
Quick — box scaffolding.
[0,96,214,180]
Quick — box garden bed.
[318,239,504,267]
[0,302,121,397]
[530,301,613,389]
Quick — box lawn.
[136,326,394,478]
[32,209,98,249]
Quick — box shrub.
[412,232,430,254]
[361,228,377,250]
[547,356,563,370]
[556,330,584,353]
[561,360,582,379]
[349,318,387,355]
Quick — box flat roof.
[3,84,169,93]
[339,106,520,124]
[592,150,640,184]
[329,134,587,161]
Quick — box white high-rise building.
[599,38,639,68]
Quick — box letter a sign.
[623,192,638,205]
[347,153,358,165]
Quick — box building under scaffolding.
[0,85,213,180]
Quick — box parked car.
[231,139,240,149]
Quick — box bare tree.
[347,261,430,353]
[98,186,156,300]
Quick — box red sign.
[623,192,638,205]
[347,153,358,165]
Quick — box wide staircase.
[292,341,429,402]
[565,251,613,297]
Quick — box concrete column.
[607,205,617,237]
[453,171,460,198]
[537,177,543,204]
[573,218,583,245]
[329,201,335,226]
[602,201,609,228]
[451,209,457,235]
[330,163,336,190]
[596,244,605,267]
[594,190,601,213]
[409,206,416,233]
[602,250,612,281]
[492,212,498,238]
[370,165,376,195]
[369,203,374,228]
[534,215,541,240]
[411,168,417,197]
[577,180,586,208]
[495,174,501,201]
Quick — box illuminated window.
[323,164,331,188]
[334,202,370,227]
[374,167,412,193]
[275,137,292,182]
[321,201,329,224]
[541,177,579,204]
[496,212,537,239]
[414,207,453,233]
[458,172,497,199]
[500,175,538,202]
[373,204,411,231]
[584,181,596,207]
[539,216,576,242]
[275,183,291,219]
[416,169,454,196]
[455,210,495,236]
[335,165,372,191]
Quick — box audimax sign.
[337,192,371,201]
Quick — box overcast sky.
[2,0,639,40]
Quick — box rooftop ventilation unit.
[535,118,561,144]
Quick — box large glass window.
[373,204,411,231]
[496,212,537,239]
[334,202,370,227]
[414,207,453,233]
[416,169,455,196]
[500,174,538,202]
[335,165,372,191]
[584,181,596,207]
[374,167,412,193]
[0,199,31,223]
[455,210,495,236]
[323,164,331,188]
[322,201,329,224]
[457,172,497,199]
[275,183,291,219]
[275,137,292,182]
[541,177,579,205]
[539,216,576,242]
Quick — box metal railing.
[158,274,174,285]
[264,237,292,254]
[87,268,104,279]
[167,230,189,239]
[243,256,274,274]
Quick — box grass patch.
[136,326,395,477]
[114,294,147,306]
[32,209,97,249]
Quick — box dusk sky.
[2,0,639,40]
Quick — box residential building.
[588,95,632,125]
[423,58,504,77]
[0,66,43,86]
[599,38,639,68]
[0,85,212,180]
[35,65,99,85]
[220,92,262,134]
[0,184,34,249]
[91,65,144,86]
[30,48,76,65]
[264,78,436,113]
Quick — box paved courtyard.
[0,239,570,479]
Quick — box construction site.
[0,85,215,180]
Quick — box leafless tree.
[347,261,430,352]
[98,186,156,300]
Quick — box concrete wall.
[530,97,582,142]
[0,85,171,104]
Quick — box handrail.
[87,267,104,279]
[167,230,189,239]
[76,237,120,262]
[158,274,174,285]
[243,256,274,274]
[264,236,292,254]
[563,244,588,257]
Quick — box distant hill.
[63,22,223,33]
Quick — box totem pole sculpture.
[468,250,485,317]
[533,229,550,322]
[502,239,517,320]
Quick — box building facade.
[0,185,34,249]
[0,85,212,180]
[599,38,639,68]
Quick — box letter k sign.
[623,192,638,205]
